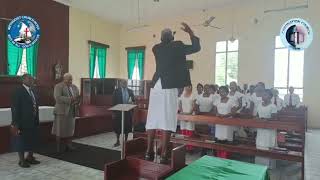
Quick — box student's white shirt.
[211,93,220,105]
[252,93,263,116]
[271,97,284,111]
[284,93,301,107]
[214,98,237,115]
[214,98,237,141]
[179,94,196,130]
[242,93,253,109]
[256,103,277,151]
[257,103,277,119]
[228,91,243,107]
[196,94,213,113]
[179,94,195,114]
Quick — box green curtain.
[97,47,107,78]
[7,40,23,75]
[136,50,145,80]
[127,50,137,79]
[89,44,97,78]
[26,42,39,77]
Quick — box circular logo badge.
[280,18,313,51]
[7,16,40,48]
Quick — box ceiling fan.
[193,8,222,29]
[127,0,149,32]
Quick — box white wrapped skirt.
[145,79,178,132]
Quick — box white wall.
[69,7,121,88]
[119,0,320,128]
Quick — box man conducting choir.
[145,22,201,164]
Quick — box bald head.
[161,28,174,43]
[63,73,73,86]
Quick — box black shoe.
[144,152,155,161]
[113,142,120,147]
[159,156,169,164]
[19,161,30,168]
[26,158,40,165]
[65,145,76,152]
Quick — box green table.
[167,156,269,180]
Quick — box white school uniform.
[228,91,244,107]
[271,96,284,112]
[255,103,278,169]
[214,98,237,141]
[251,93,263,116]
[284,93,301,107]
[146,79,178,132]
[242,93,253,109]
[211,93,220,105]
[179,94,195,131]
[196,94,214,113]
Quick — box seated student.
[178,85,196,151]
[212,86,237,158]
[272,89,284,111]
[255,89,278,168]
[195,84,214,114]
[284,86,301,108]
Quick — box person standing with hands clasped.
[11,74,40,168]
[52,73,80,152]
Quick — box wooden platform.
[104,138,186,180]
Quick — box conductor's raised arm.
[181,22,201,55]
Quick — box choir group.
[177,81,302,167]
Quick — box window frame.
[215,40,239,86]
[274,36,304,100]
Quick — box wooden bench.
[132,108,307,179]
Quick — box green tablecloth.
[167,156,269,180]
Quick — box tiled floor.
[0,130,319,180]
[0,152,103,180]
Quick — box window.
[89,41,108,79]
[274,36,304,100]
[215,40,239,86]
[126,47,145,96]
[17,49,27,76]
[126,47,145,81]
[7,40,39,77]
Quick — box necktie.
[29,89,37,114]
[274,97,277,106]
[67,87,73,98]
[67,86,76,116]
[289,94,292,107]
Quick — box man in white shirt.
[284,87,301,108]
[271,89,284,111]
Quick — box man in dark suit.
[112,79,135,147]
[11,74,40,168]
[145,23,201,163]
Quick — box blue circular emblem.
[280,18,313,51]
[7,16,40,48]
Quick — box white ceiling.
[53,0,252,25]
